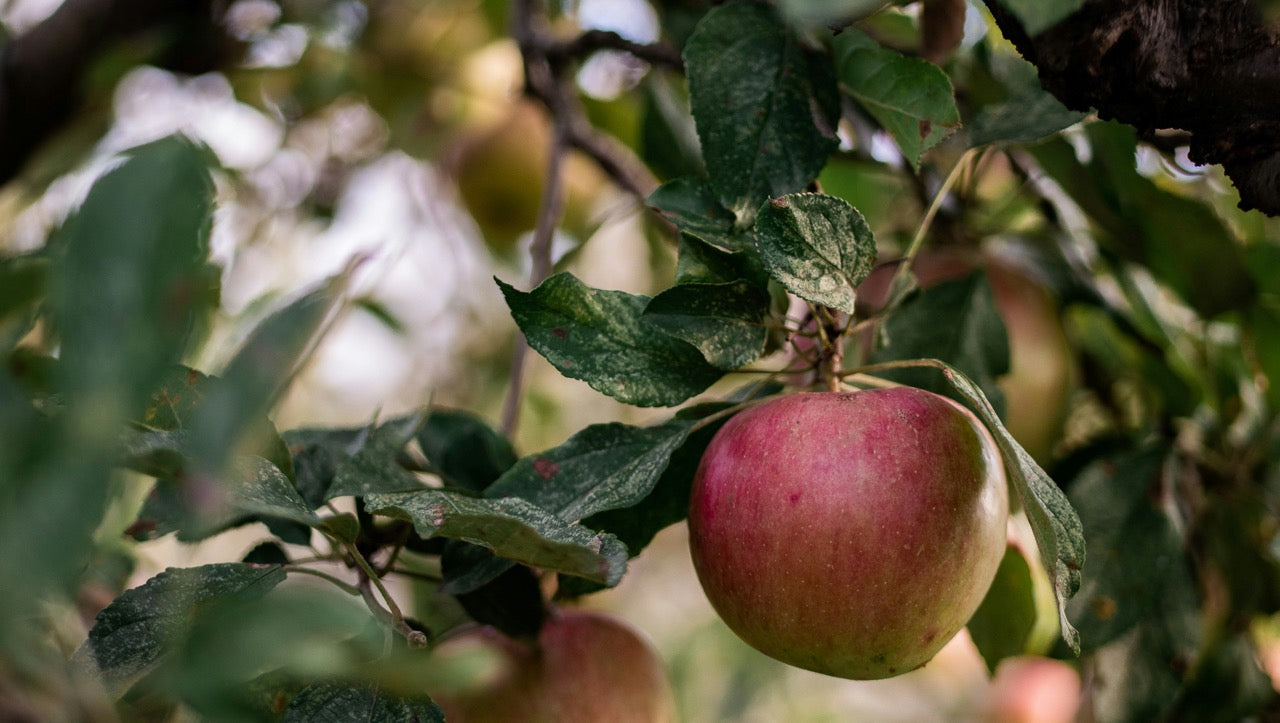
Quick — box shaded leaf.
[754,192,876,313]
[76,563,286,696]
[647,177,748,253]
[451,564,546,640]
[365,490,628,586]
[498,273,723,407]
[283,684,444,723]
[132,457,318,542]
[994,0,1083,36]
[328,413,427,498]
[684,2,839,216]
[871,273,1010,414]
[0,251,47,346]
[967,544,1038,672]
[639,74,705,182]
[966,51,1084,147]
[674,233,767,288]
[1066,447,1196,652]
[644,282,771,369]
[832,30,959,168]
[186,274,349,473]
[418,409,516,493]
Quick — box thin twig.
[546,29,683,71]
[283,565,362,596]
[513,0,661,205]
[882,149,977,315]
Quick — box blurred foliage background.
[6,0,1280,720]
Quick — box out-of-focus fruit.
[430,608,676,722]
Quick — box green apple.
[688,387,1008,679]
[430,608,676,722]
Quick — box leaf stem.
[283,565,361,596]
[883,149,977,313]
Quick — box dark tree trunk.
[986,0,1280,215]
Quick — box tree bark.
[986,0,1280,215]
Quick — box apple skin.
[430,609,676,723]
[687,387,1008,680]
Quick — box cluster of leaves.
[5,0,1280,719]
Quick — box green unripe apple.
[430,608,676,722]
[687,387,1008,680]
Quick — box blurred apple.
[447,100,607,255]
[429,608,676,722]
[985,656,1082,723]
[858,245,1076,462]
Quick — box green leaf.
[172,586,394,719]
[132,456,319,542]
[639,74,705,182]
[283,684,444,723]
[675,234,767,287]
[754,192,876,313]
[283,425,367,507]
[643,282,771,369]
[966,544,1038,671]
[647,178,748,253]
[365,490,628,586]
[53,136,215,411]
[0,251,48,347]
[418,409,516,493]
[186,273,349,473]
[994,0,1083,36]
[579,406,732,557]
[328,413,427,498]
[965,53,1084,147]
[2,137,215,623]
[684,2,839,217]
[928,361,1084,653]
[498,273,723,407]
[871,273,1010,414]
[486,412,712,522]
[777,0,883,26]
[76,563,286,696]
[1065,447,1197,652]
[831,30,959,169]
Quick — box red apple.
[857,246,1075,462]
[429,608,676,722]
[687,387,1008,680]
[985,656,1082,723]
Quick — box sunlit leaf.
[831,30,959,168]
